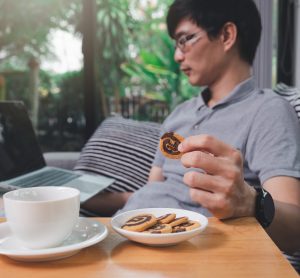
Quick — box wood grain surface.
[0,217,298,278]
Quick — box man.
[116,0,300,254]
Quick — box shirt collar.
[197,77,256,110]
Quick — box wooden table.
[0,217,298,277]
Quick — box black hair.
[166,0,262,65]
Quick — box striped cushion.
[74,116,161,192]
[284,252,300,274]
[273,83,300,120]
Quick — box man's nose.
[174,47,185,63]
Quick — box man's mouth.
[181,67,191,75]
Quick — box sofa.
[0,83,299,272]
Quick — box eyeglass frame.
[174,31,205,53]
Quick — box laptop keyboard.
[10,168,80,188]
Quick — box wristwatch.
[253,186,275,228]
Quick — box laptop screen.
[0,101,46,181]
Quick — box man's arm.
[179,135,300,253]
[264,176,300,253]
[148,166,164,182]
[81,191,133,216]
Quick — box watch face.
[255,187,275,228]
[264,193,275,223]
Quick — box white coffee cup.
[3,186,80,249]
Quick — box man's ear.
[220,22,238,52]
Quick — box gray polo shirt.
[120,78,300,215]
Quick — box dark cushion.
[74,116,161,192]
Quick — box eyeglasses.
[175,31,204,53]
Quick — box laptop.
[0,101,115,203]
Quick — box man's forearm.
[81,192,133,217]
[266,200,300,254]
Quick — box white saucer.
[111,208,208,246]
[0,217,108,262]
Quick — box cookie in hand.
[160,132,184,159]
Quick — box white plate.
[0,217,108,262]
[111,208,208,246]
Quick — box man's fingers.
[189,187,213,207]
[189,188,225,211]
[181,150,236,176]
[179,134,242,165]
[183,171,222,193]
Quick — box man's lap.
[117,181,212,216]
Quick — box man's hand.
[179,134,256,219]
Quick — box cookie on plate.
[121,214,157,232]
[172,220,201,233]
[157,213,176,224]
[143,223,172,234]
[168,216,189,227]
[160,132,184,159]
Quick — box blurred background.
[0,0,299,152]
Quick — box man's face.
[173,19,228,87]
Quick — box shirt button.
[194,125,199,129]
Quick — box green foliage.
[38,70,85,151]
[0,0,78,66]
[38,71,84,128]
[0,0,202,150]
[3,71,30,105]
[121,30,199,110]
[93,0,134,98]
[2,69,85,151]
[79,0,200,111]
[117,0,199,110]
